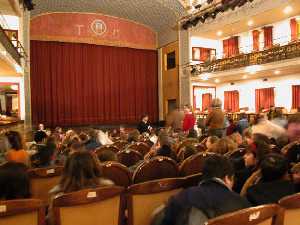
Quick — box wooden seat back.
[117,149,143,167]
[0,199,45,225]
[279,193,300,225]
[206,204,281,225]
[28,166,63,204]
[127,178,184,225]
[53,186,124,225]
[132,156,178,184]
[100,161,132,187]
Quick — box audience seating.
[100,161,132,187]
[28,166,64,205]
[0,199,45,225]
[117,149,143,167]
[279,193,300,225]
[127,142,150,156]
[132,156,178,184]
[240,169,262,196]
[95,145,120,154]
[127,178,184,225]
[182,172,203,188]
[113,141,129,151]
[176,138,199,153]
[179,152,214,176]
[52,186,124,225]
[205,204,281,225]
[225,148,246,171]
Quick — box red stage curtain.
[224,91,239,112]
[200,48,210,61]
[292,85,300,109]
[290,18,298,41]
[30,41,158,126]
[263,26,273,49]
[223,36,239,58]
[202,93,212,112]
[255,87,274,113]
[252,30,260,51]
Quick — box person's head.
[70,140,86,154]
[128,129,140,143]
[229,132,243,146]
[240,113,247,120]
[187,129,198,138]
[0,134,10,154]
[55,127,63,134]
[157,145,177,161]
[291,163,300,184]
[211,98,222,109]
[209,137,238,155]
[34,130,47,144]
[260,153,288,182]
[5,131,23,150]
[141,114,149,123]
[206,136,219,149]
[287,113,300,142]
[183,105,191,113]
[79,132,89,143]
[274,108,283,118]
[38,123,45,131]
[97,150,118,163]
[202,154,235,189]
[0,162,30,200]
[181,145,197,161]
[60,151,101,193]
[88,129,98,140]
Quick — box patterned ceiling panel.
[31,0,186,32]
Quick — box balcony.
[190,39,300,76]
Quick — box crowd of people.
[0,98,300,225]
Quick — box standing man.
[205,98,225,138]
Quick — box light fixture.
[245,65,262,74]
[217,30,223,36]
[247,20,254,26]
[201,73,210,81]
[14,64,23,73]
[283,6,293,14]
[274,70,281,75]
[10,85,18,91]
[214,78,220,83]
[243,75,248,79]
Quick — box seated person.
[246,153,296,205]
[159,155,250,225]
[291,163,300,192]
[205,136,219,150]
[178,145,197,162]
[0,162,30,200]
[127,129,141,143]
[97,149,118,163]
[85,129,101,151]
[137,114,152,134]
[156,145,177,162]
[208,137,238,155]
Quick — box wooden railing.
[191,40,300,75]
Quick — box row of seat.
[1,178,300,225]
[0,176,201,225]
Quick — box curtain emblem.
[91,19,107,36]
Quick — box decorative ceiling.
[31,0,187,33]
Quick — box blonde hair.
[211,98,222,108]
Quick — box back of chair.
[206,204,280,225]
[279,193,300,225]
[117,149,143,167]
[183,173,203,188]
[113,141,129,151]
[132,156,178,184]
[100,161,132,187]
[28,166,64,204]
[179,152,214,176]
[127,142,150,156]
[127,178,184,225]
[95,145,120,154]
[53,186,124,225]
[0,199,45,225]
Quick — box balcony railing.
[191,40,300,75]
[0,25,24,65]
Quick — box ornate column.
[178,27,191,107]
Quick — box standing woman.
[205,98,225,138]
[182,105,196,132]
[137,114,152,134]
[5,131,29,166]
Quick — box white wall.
[0,77,25,120]
[216,74,300,112]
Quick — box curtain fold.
[252,30,260,51]
[255,88,275,113]
[224,91,239,112]
[223,36,239,58]
[290,18,298,41]
[30,41,158,126]
[200,48,210,61]
[263,26,273,49]
[202,93,212,112]
[292,85,300,109]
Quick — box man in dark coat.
[160,154,250,225]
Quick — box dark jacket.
[246,179,296,206]
[137,121,150,134]
[161,179,250,225]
